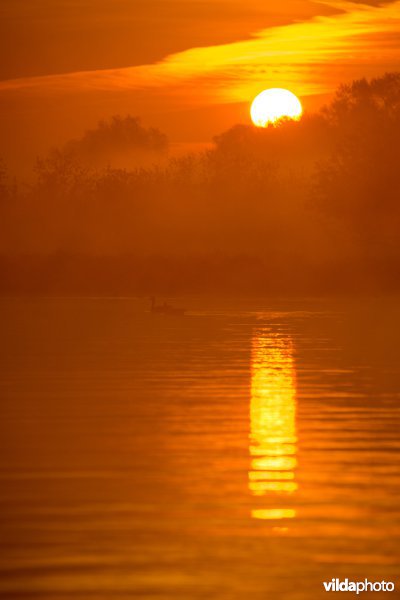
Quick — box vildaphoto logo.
[323,579,395,594]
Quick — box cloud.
[1,0,399,106]
[0,0,339,80]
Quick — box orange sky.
[1,0,400,170]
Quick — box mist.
[1,74,400,294]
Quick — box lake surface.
[0,297,399,598]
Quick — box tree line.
[1,74,400,294]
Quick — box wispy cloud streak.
[1,0,400,104]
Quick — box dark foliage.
[1,74,400,294]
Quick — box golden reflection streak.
[252,509,296,521]
[249,332,297,520]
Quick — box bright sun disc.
[251,88,303,127]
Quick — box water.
[0,297,399,598]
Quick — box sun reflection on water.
[249,331,297,521]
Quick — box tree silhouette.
[62,116,169,169]
[316,73,400,254]
[2,74,400,293]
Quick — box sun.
[250,88,303,127]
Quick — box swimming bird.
[150,297,186,316]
